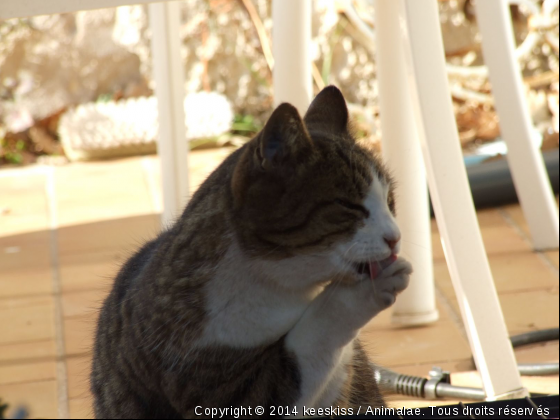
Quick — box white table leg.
[400,0,528,400]
[373,0,438,326]
[149,1,189,227]
[272,0,312,114]
[476,0,559,251]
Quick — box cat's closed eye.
[334,199,370,218]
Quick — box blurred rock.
[57,92,233,161]
[0,11,149,121]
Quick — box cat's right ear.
[255,103,313,170]
[304,85,349,133]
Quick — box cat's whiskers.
[400,238,431,251]
[400,227,433,234]
[313,244,357,313]
[399,250,427,269]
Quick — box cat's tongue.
[369,254,398,280]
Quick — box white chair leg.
[149,1,189,227]
[272,0,312,114]
[400,0,528,400]
[476,0,559,251]
[373,0,438,326]
[0,0,166,20]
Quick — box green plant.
[231,114,262,136]
[96,93,114,103]
[5,151,23,164]
[0,134,25,165]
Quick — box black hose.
[434,383,486,400]
[518,363,559,376]
[467,149,559,209]
[375,328,560,401]
[510,328,559,376]
[429,148,559,215]
[510,328,559,348]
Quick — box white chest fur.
[198,240,323,348]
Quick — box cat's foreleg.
[285,257,412,412]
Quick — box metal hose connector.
[374,367,427,398]
[373,328,560,401]
[395,374,428,398]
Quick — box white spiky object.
[58,91,234,161]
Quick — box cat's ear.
[256,103,312,170]
[303,85,349,133]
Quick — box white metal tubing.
[476,0,559,251]
[400,0,528,400]
[272,0,312,114]
[373,0,438,326]
[0,0,166,20]
[149,2,189,227]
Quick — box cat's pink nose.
[384,236,401,251]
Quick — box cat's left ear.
[303,85,349,133]
[256,103,312,170]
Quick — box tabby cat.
[91,86,412,419]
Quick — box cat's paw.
[310,257,412,340]
[373,257,412,309]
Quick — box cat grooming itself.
[91,86,412,419]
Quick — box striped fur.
[91,86,411,418]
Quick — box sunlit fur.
[91,86,412,419]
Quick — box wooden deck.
[0,149,558,418]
